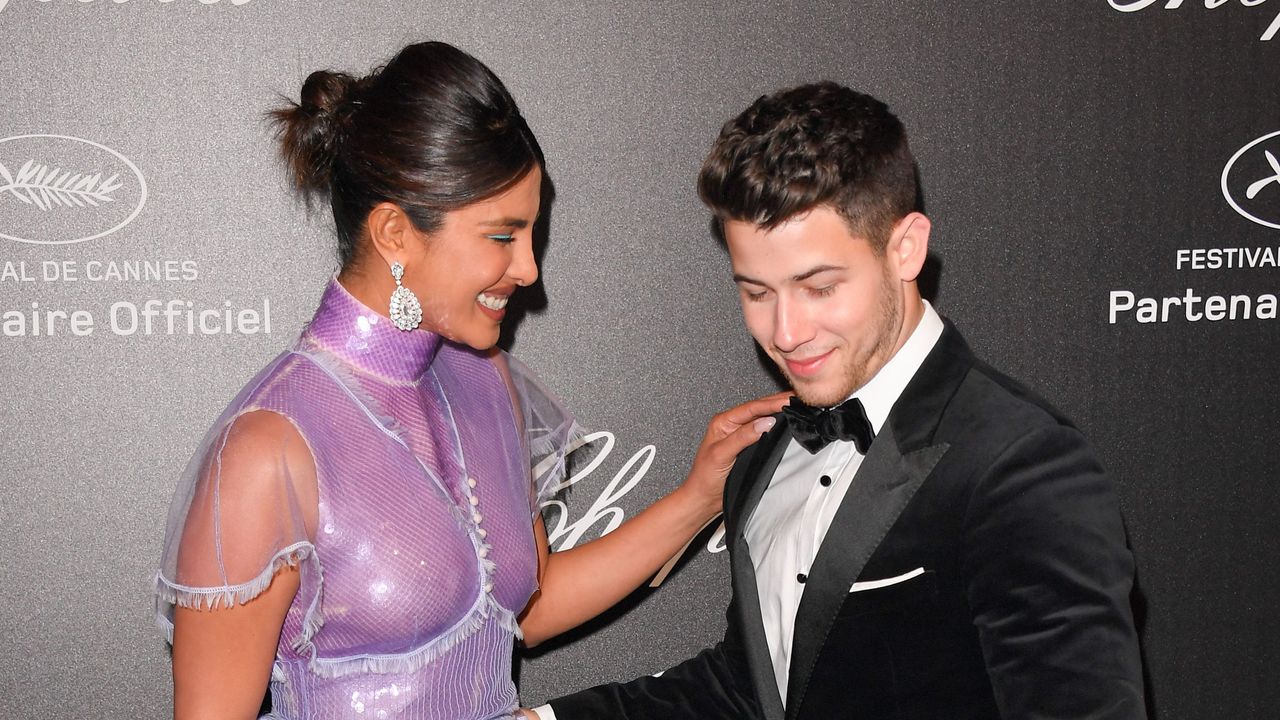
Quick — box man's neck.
[845,297,941,433]
[893,295,926,361]
[855,293,925,396]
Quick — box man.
[533,82,1145,720]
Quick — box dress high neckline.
[302,276,443,381]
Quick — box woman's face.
[403,166,542,350]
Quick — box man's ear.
[365,202,414,266]
[888,212,931,283]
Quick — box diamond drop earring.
[388,261,422,331]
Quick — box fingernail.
[754,417,776,433]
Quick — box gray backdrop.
[1,1,1277,718]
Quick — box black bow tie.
[782,396,875,455]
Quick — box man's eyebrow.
[732,265,845,285]
[479,217,530,229]
[791,265,844,282]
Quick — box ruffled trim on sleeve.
[529,422,590,508]
[499,353,597,516]
[153,541,318,642]
[158,542,519,679]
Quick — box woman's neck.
[337,259,396,322]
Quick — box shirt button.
[478,547,489,559]
[467,477,478,488]
[473,512,483,523]
[484,582,494,593]
[797,573,808,584]
[819,475,832,487]
[469,496,479,506]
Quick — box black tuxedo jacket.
[549,322,1146,720]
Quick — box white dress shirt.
[534,303,944,719]
[744,301,943,705]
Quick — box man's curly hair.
[697,82,918,253]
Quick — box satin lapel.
[726,420,790,720]
[727,419,790,536]
[783,432,949,718]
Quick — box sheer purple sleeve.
[497,353,588,518]
[154,368,320,639]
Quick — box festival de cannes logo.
[0,134,147,245]
[1222,131,1280,230]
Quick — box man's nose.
[772,297,814,353]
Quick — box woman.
[154,41,784,719]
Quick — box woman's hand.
[676,391,792,520]
[518,390,790,646]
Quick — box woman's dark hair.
[270,41,543,267]
[698,82,917,253]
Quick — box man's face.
[725,206,914,407]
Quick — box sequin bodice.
[156,279,555,720]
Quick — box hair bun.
[299,70,358,117]
[270,70,359,198]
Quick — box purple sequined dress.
[155,278,578,719]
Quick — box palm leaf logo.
[0,159,123,211]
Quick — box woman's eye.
[485,233,515,244]
[809,285,836,297]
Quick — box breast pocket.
[838,568,937,618]
[824,569,943,716]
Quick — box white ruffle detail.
[153,541,317,642]
[486,597,523,641]
[304,592,521,678]
[530,419,589,509]
[290,556,327,655]
[283,343,520,679]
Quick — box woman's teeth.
[478,293,509,310]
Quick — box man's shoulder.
[965,357,1074,428]
[931,339,1083,460]
[922,354,1105,504]
[889,319,1085,458]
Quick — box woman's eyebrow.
[479,217,530,229]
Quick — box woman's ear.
[887,211,931,283]
[365,202,414,266]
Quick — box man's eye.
[485,234,515,244]
[743,290,768,302]
[809,285,836,297]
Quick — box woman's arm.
[518,393,788,646]
[167,410,317,719]
[172,571,299,720]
